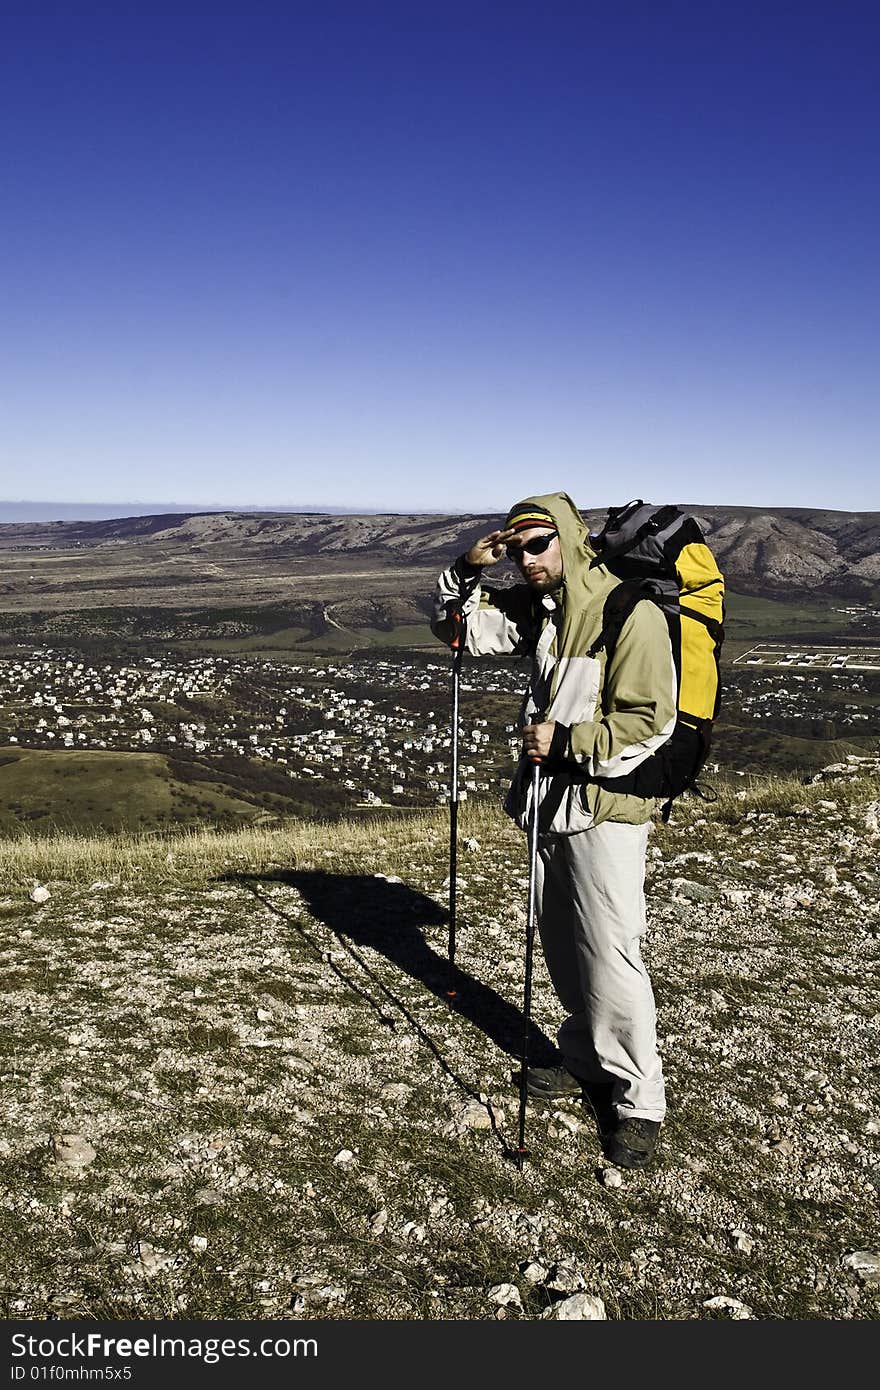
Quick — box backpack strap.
[587,579,653,660]
[679,604,724,641]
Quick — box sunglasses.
[505,532,558,560]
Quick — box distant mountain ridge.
[0,502,399,523]
[1,504,879,601]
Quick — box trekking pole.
[446,607,465,999]
[515,756,542,1168]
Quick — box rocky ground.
[1,773,878,1321]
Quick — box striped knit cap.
[504,501,557,535]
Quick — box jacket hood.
[506,491,597,605]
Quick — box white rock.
[255,1008,272,1022]
[551,1110,581,1134]
[134,1242,174,1277]
[51,1134,96,1169]
[550,1292,606,1320]
[378,1082,411,1103]
[29,885,50,904]
[600,1166,623,1189]
[730,1229,755,1255]
[454,1100,493,1131]
[521,1261,549,1284]
[464,837,480,852]
[488,1283,522,1309]
[842,1250,880,1285]
[546,1259,586,1294]
[189,1235,208,1252]
[316,1285,346,1305]
[369,1208,389,1235]
[333,1149,355,1166]
[702,1295,754,1318]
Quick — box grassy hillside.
[1,775,879,1320]
[0,748,274,835]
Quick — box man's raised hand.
[464,528,515,567]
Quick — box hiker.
[430,493,678,1169]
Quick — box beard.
[526,568,562,593]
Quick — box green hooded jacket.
[431,491,677,833]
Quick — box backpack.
[586,500,725,818]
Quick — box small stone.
[464,837,480,852]
[600,1166,623,1189]
[255,1008,272,1022]
[762,1135,794,1157]
[333,1149,355,1166]
[189,1235,208,1252]
[488,1283,522,1309]
[842,1251,880,1285]
[702,1295,754,1318]
[134,1242,174,1277]
[546,1259,586,1294]
[865,1118,880,1135]
[285,1056,314,1076]
[454,1100,493,1131]
[670,877,718,903]
[51,1134,96,1169]
[521,1260,549,1284]
[730,1229,755,1255]
[29,885,50,904]
[401,1221,426,1242]
[709,991,729,1010]
[316,1285,346,1305]
[369,1208,389,1235]
[194,1188,224,1206]
[550,1292,606,1320]
[378,1082,411,1103]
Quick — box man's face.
[505,526,563,592]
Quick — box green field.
[0,748,279,836]
[722,590,874,656]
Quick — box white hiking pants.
[535,820,666,1122]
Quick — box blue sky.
[1,1,878,513]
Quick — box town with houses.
[0,648,532,821]
[1,642,879,829]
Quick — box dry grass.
[2,772,877,892]
[0,803,505,891]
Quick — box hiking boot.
[523,1064,587,1099]
[605,1118,661,1169]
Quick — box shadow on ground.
[224,868,558,1069]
